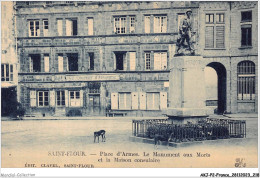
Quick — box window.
[205,14,214,23]
[147,92,160,110]
[29,20,40,37]
[88,18,94,35]
[66,19,77,36]
[154,16,167,33]
[119,93,131,110]
[237,61,255,100]
[114,15,136,34]
[57,19,63,36]
[130,16,135,33]
[67,53,78,71]
[58,54,64,72]
[89,95,100,111]
[241,11,252,47]
[10,64,13,81]
[89,82,100,93]
[129,52,136,71]
[144,16,150,33]
[56,91,65,106]
[1,64,13,81]
[115,52,127,70]
[89,52,94,71]
[44,54,49,72]
[205,13,225,48]
[241,25,252,46]
[154,52,167,70]
[89,88,100,94]
[43,19,49,36]
[29,54,41,72]
[38,91,49,107]
[145,52,151,70]
[241,11,252,22]
[114,17,126,34]
[216,13,224,23]
[70,91,81,107]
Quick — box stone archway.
[206,62,227,114]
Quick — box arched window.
[237,61,255,100]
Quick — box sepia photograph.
[1,0,259,177]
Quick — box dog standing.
[154,133,174,149]
[94,130,106,143]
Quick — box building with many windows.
[14,1,257,117]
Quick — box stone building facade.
[14,1,258,117]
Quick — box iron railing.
[132,118,246,142]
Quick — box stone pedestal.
[167,55,209,124]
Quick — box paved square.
[1,115,258,168]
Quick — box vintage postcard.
[1,0,259,177]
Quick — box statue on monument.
[176,9,196,56]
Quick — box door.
[89,94,100,115]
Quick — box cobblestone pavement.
[1,114,258,168]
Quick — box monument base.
[166,107,210,124]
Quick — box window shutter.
[44,55,49,72]
[162,16,167,33]
[154,16,159,33]
[30,90,37,107]
[58,55,63,72]
[131,92,139,110]
[119,93,124,110]
[161,52,167,70]
[80,90,84,107]
[139,92,146,110]
[126,93,131,110]
[111,93,118,110]
[129,52,136,71]
[144,16,150,33]
[154,53,161,70]
[65,90,69,107]
[205,26,214,48]
[88,18,94,35]
[57,19,63,36]
[160,92,167,110]
[216,26,225,48]
[49,90,55,107]
[66,19,72,36]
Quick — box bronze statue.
[176,9,196,55]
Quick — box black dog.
[94,130,106,143]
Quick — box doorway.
[205,62,227,114]
[115,52,126,70]
[89,94,100,115]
